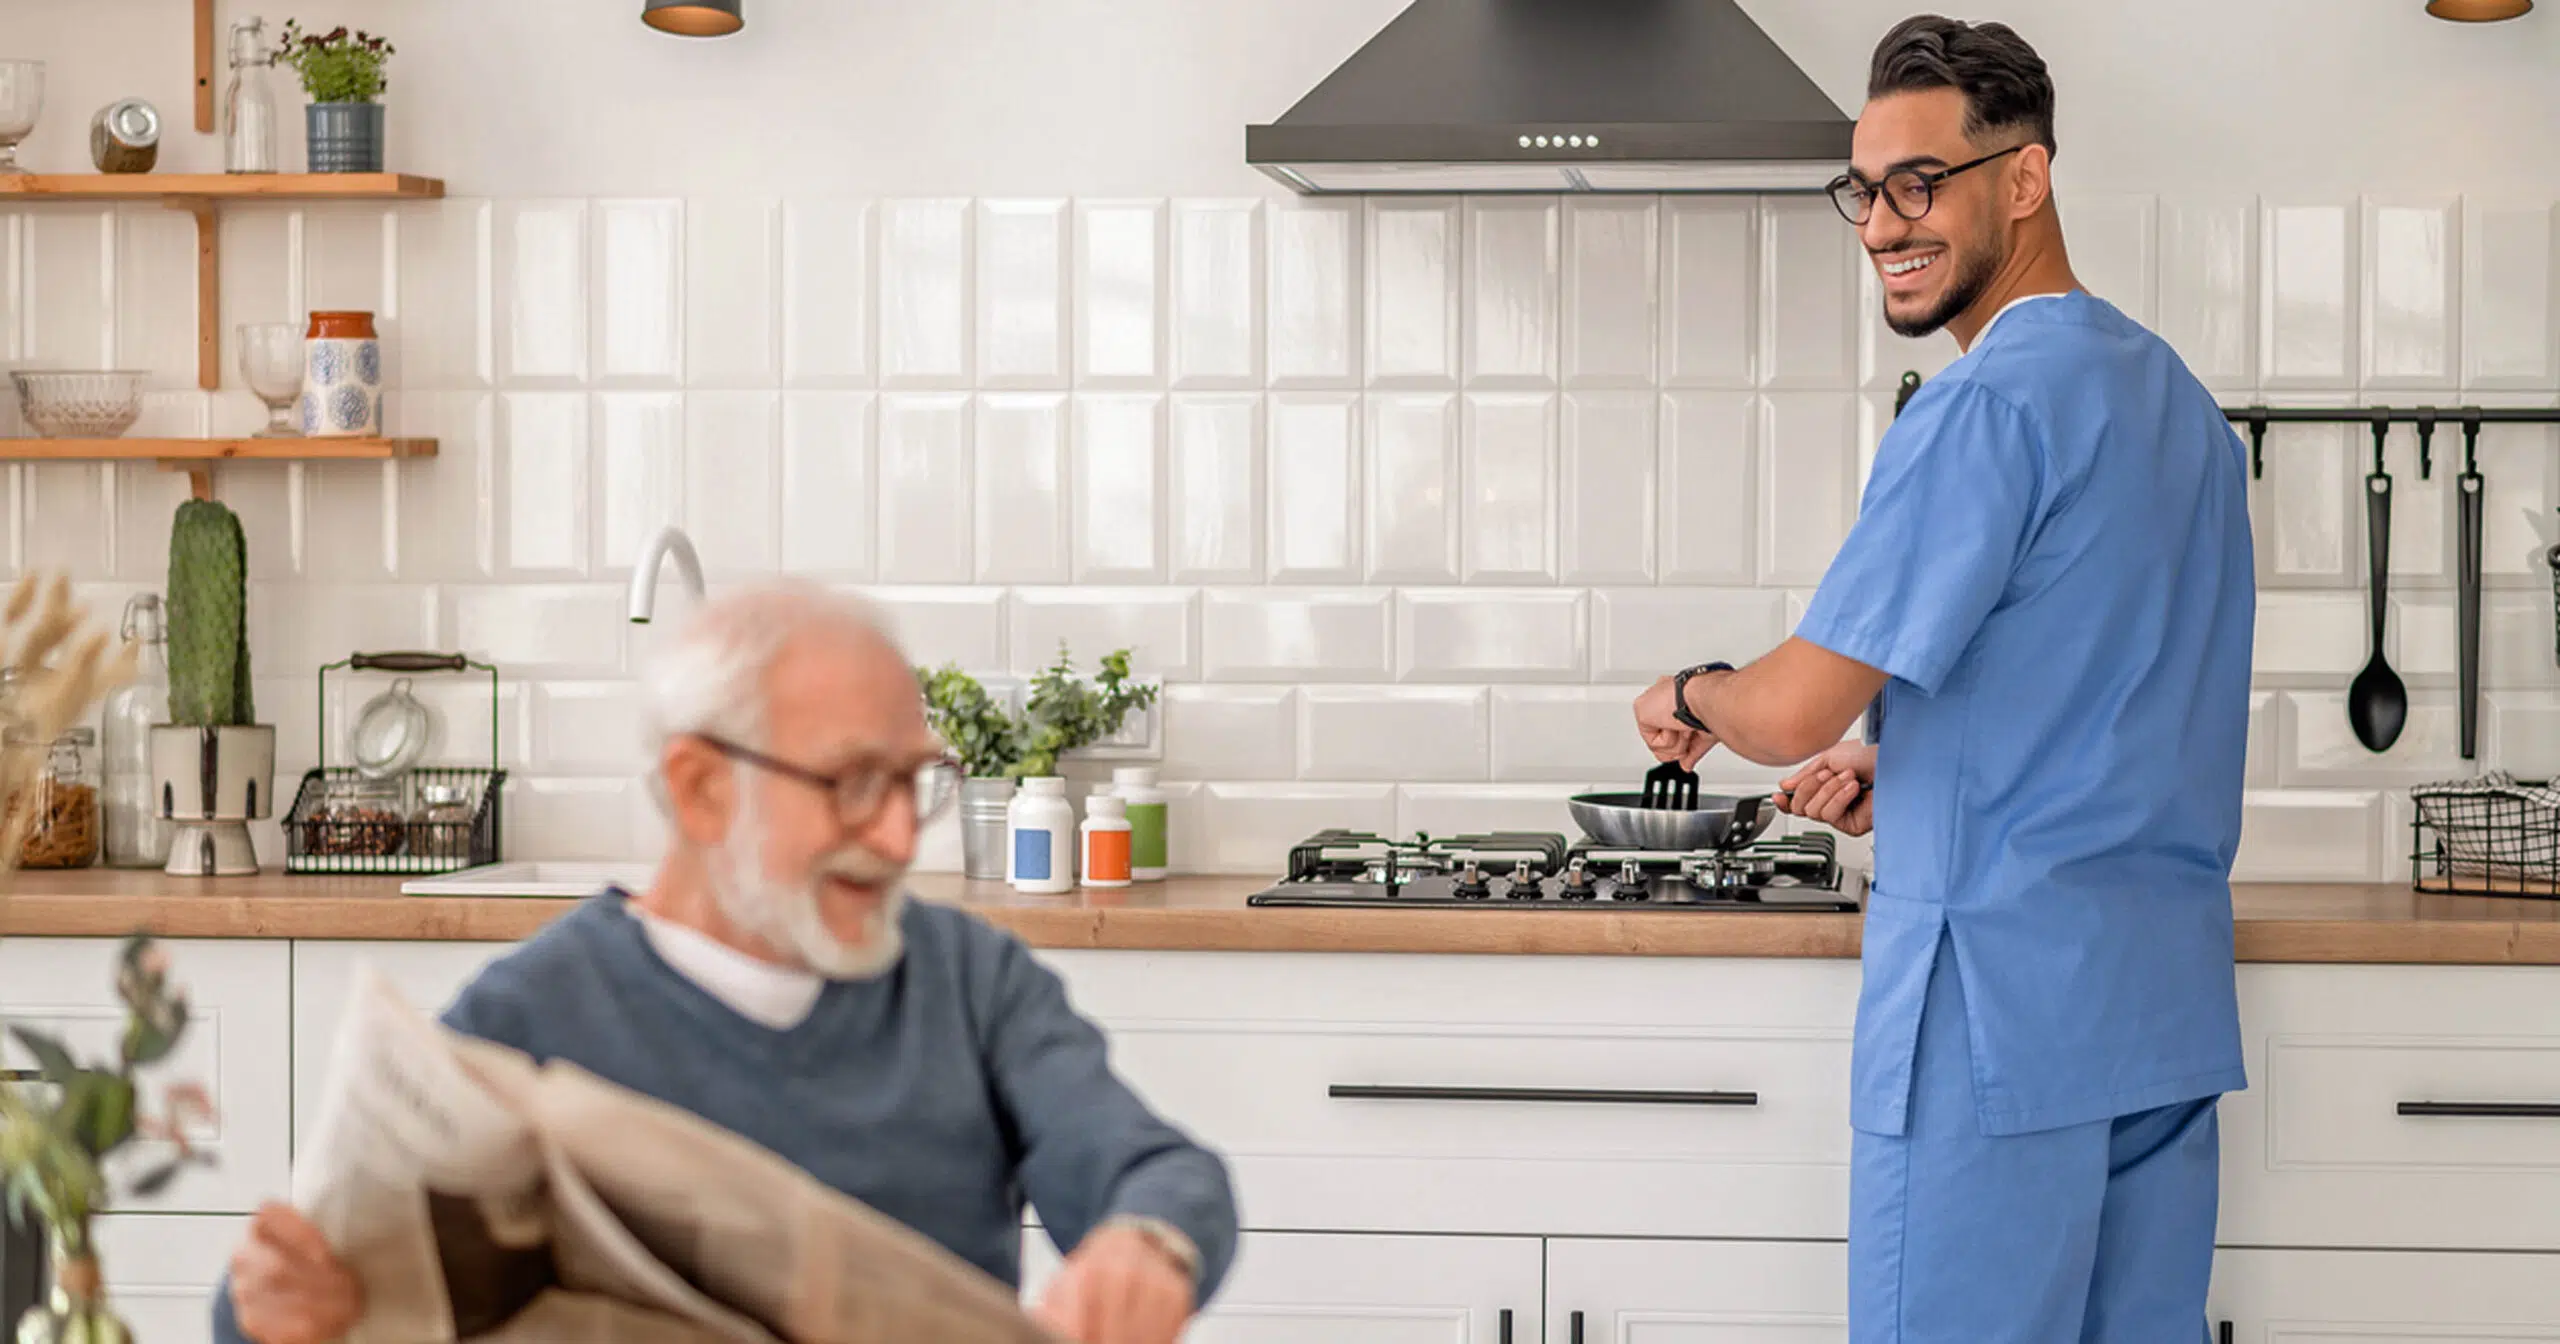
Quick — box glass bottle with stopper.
[223,18,277,174]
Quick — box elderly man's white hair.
[641,580,904,767]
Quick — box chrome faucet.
[628,524,705,623]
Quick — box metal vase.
[304,101,383,173]
[148,724,275,877]
[958,777,1016,882]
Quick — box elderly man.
[215,582,1238,1344]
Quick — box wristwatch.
[1670,662,1733,734]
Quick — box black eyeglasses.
[697,736,962,829]
[1827,144,2025,226]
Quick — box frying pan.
[1566,790,1773,851]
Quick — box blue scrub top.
[1798,290,2254,1138]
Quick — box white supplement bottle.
[1112,766,1169,881]
[1080,794,1133,889]
[1006,777,1075,894]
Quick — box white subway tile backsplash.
[27,209,111,370]
[397,198,494,388]
[1365,392,1458,582]
[501,392,590,576]
[509,777,644,862]
[2255,423,2353,582]
[1171,201,1261,388]
[395,391,496,580]
[1265,392,1360,582]
[112,463,190,581]
[535,682,648,774]
[1168,394,1262,583]
[22,466,109,580]
[1489,686,1654,782]
[2478,423,2558,578]
[2234,789,2382,881]
[115,209,196,389]
[1396,589,1585,683]
[1010,587,1197,679]
[1396,784,1583,839]
[1072,393,1165,582]
[973,392,1070,582]
[1660,199,1753,387]
[1159,685,1295,781]
[685,196,781,388]
[1558,392,1656,585]
[243,584,428,683]
[444,585,627,678]
[1300,686,1487,781]
[781,200,873,385]
[593,391,682,571]
[1200,588,1391,682]
[211,462,301,580]
[1461,392,1555,583]
[1857,264,1959,393]
[866,586,1006,670]
[1076,200,1165,386]
[2059,195,2158,326]
[2461,201,2557,391]
[1192,784,1395,874]
[593,199,682,384]
[1366,198,1460,387]
[2254,591,2369,679]
[2378,429,2447,582]
[1463,197,1558,388]
[501,200,589,383]
[1658,390,1756,584]
[2158,199,2258,388]
[1266,203,1360,387]
[303,463,395,580]
[2486,692,2560,777]
[2386,594,2549,687]
[1592,588,1789,682]
[1757,392,1856,585]
[2260,201,2357,389]
[874,393,974,582]
[2360,197,2458,390]
[1562,199,1657,387]
[1758,199,1857,390]
[779,391,874,578]
[879,199,973,387]
[976,199,1069,389]
[213,208,297,336]
[683,390,781,574]
[2283,689,2463,786]
[2247,691,2277,788]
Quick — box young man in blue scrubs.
[1631,16,2254,1342]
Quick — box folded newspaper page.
[293,965,1061,1344]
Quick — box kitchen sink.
[399,861,652,898]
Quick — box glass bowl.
[11,371,147,438]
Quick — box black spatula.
[1639,760,1699,810]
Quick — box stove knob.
[1504,859,1543,899]
[1560,858,1598,901]
[1452,859,1492,900]
[1617,860,1646,886]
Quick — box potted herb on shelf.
[917,647,1158,881]
[149,501,275,877]
[276,20,394,173]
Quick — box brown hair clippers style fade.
[1867,15,2057,154]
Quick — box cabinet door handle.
[1571,1309,1585,1344]
[2399,1101,2560,1119]
[1329,1084,1758,1107]
[2218,1321,2232,1344]
[1497,1308,1511,1344]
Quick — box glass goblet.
[238,322,304,437]
[0,61,43,175]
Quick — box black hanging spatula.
[1639,759,1700,810]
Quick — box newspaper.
[292,965,1061,1344]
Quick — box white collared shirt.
[630,903,825,1030]
[1966,289,2071,352]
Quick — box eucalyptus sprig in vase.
[276,21,394,173]
[917,647,1157,881]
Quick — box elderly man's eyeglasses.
[1827,144,2025,226]
[697,736,962,828]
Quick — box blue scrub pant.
[1849,936,2222,1343]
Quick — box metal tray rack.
[283,652,508,875]
[2409,777,2560,899]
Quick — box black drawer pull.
[2218,1322,2232,1344]
[1571,1309,1585,1344]
[1330,1084,1758,1107]
[1497,1308,1511,1343]
[2400,1101,2560,1119]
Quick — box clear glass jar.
[101,593,171,868]
[21,728,99,869]
[222,19,277,174]
[417,782,475,862]
[302,775,407,859]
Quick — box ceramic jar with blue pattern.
[298,310,383,438]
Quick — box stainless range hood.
[1248,0,1853,195]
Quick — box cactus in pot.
[149,500,275,876]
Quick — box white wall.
[1,1,2555,877]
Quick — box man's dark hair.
[1867,15,2056,154]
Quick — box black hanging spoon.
[2348,416,2408,753]
[2455,415,2483,761]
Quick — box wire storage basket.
[2409,773,2560,898]
[283,652,508,875]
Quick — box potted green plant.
[917,647,1158,881]
[276,21,394,173]
[149,501,275,877]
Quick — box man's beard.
[1883,236,2004,339]
[708,786,910,980]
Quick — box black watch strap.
[1670,662,1732,733]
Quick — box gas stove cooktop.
[1246,831,1862,912]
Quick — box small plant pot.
[305,101,383,173]
[957,776,1015,882]
[149,724,275,877]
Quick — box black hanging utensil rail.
[2221,404,2560,481]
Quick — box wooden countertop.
[1,870,2558,963]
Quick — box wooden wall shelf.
[0,174,447,394]
[0,437,436,498]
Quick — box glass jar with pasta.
[17,726,100,869]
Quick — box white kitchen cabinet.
[1545,1238,1846,1342]
[289,940,515,1152]
[92,1212,248,1344]
[1041,949,1858,1241]
[2209,1247,2560,1339]
[0,939,290,1215]
[1025,1229,1542,1343]
[2221,964,2560,1251]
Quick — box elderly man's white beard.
[707,787,909,980]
